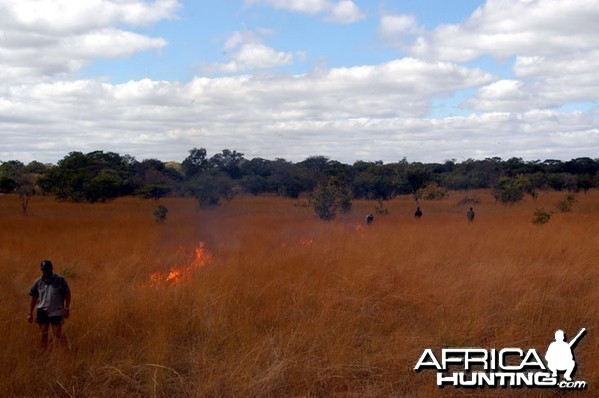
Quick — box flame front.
[149,242,212,287]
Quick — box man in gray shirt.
[28,260,71,348]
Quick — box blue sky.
[0,0,597,164]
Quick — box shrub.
[418,182,448,200]
[312,184,338,221]
[532,208,552,225]
[492,177,524,204]
[555,194,577,213]
[312,180,353,221]
[153,204,168,223]
[374,199,389,215]
[457,196,480,206]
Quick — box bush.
[153,205,168,223]
[532,208,552,225]
[312,181,353,221]
[555,194,577,213]
[418,182,448,200]
[374,199,389,215]
[456,196,480,206]
[492,177,524,204]
[312,184,338,221]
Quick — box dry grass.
[1,190,598,397]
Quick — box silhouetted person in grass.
[365,213,373,225]
[28,260,71,348]
[414,207,422,218]
[467,207,475,222]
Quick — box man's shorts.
[35,309,63,325]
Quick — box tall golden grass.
[1,190,597,397]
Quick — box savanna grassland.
[1,190,598,397]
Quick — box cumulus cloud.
[379,0,599,112]
[405,0,599,62]
[379,14,420,37]
[208,29,295,73]
[466,49,599,111]
[0,58,500,162]
[2,74,596,163]
[0,0,179,80]
[245,0,365,23]
[1,0,597,164]
[4,0,179,33]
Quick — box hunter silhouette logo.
[415,327,587,390]
[545,328,585,382]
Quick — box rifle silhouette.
[568,328,586,348]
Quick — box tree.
[312,183,338,221]
[312,179,353,221]
[492,177,524,203]
[85,170,125,202]
[0,176,16,193]
[182,148,208,178]
[17,182,35,214]
[38,151,133,202]
[137,184,171,200]
[190,174,234,206]
[209,149,245,179]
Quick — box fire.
[148,242,212,287]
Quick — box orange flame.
[148,242,212,287]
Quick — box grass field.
[1,190,598,397]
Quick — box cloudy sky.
[1,0,597,164]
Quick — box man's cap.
[40,260,53,270]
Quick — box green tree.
[137,184,172,200]
[0,176,16,193]
[209,149,245,179]
[312,179,353,220]
[190,174,234,206]
[492,177,524,203]
[182,148,208,178]
[312,183,338,221]
[85,170,125,202]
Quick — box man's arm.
[27,296,37,323]
[63,291,71,319]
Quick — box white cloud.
[0,59,508,163]
[326,0,365,24]
[405,0,599,62]
[5,0,179,33]
[209,30,295,73]
[463,80,533,112]
[0,0,178,80]
[378,0,599,112]
[245,0,365,23]
[2,72,596,163]
[379,14,420,37]
[1,0,597,164]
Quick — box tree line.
[1,149,597,207]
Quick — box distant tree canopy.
[1,151,597,205]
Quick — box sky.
[0,0,598,165]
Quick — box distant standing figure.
[414,207,423,218]
[28,260,71,348]
[365,213,374,225]
[467,207,475,222]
